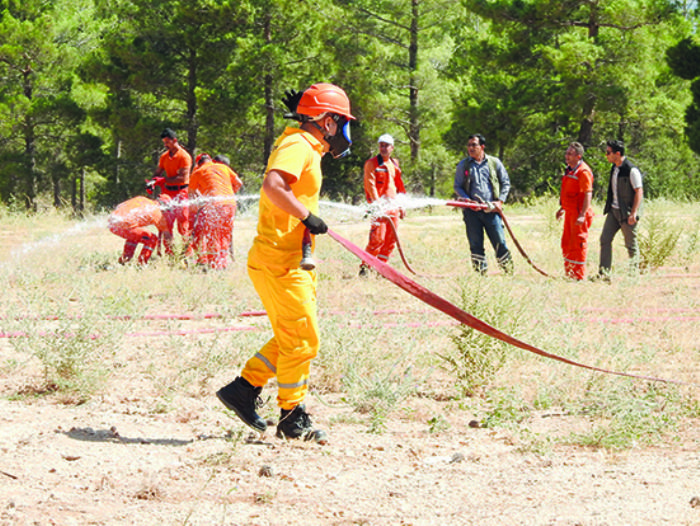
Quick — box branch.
[352,5,412,32]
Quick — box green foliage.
[341,360,420,434]
[1,0,700,207]
[480,387,530,429]
[440,281,524,396]
[638,210,683,271]
[10,317,112,399]
[565,381,681,450]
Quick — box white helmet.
[377,134,394,146]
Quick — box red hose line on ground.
[327,228,688,386]
[1,311,268,322]
[445,201,551,277]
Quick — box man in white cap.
[360,133,406,276]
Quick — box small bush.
[638,212,682,271]
[440,282,524,396]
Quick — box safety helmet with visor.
[295,83,356,159]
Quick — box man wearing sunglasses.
[594,140,644,280]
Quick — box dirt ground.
[1,208,699,525]
[1,385,699,526]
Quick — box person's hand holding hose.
[302,212,328,235]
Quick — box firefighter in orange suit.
[556,142,594,280]
[150,128,192,255]
[188,153,243,269]
[108,195,171,265]
[360,133,406,276]
[216,83,355,443]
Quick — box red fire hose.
[446,200,551,277]
[327,228,688,385]
[381,215,418,275]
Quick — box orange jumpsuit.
[108,196,168,264]
[364,154,406,262]
[188,161,243,269]
[157,147,192,253]
[560,161,594,280]
[242,127,323,410]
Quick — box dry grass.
[0,197,698,449]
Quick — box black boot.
[216,377,267,432]
[276,404,327,444]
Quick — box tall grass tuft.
[638,211,682,271]
[440,280,525,397]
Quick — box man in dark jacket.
[595,140,644,280]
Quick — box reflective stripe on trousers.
[242,260,319,410]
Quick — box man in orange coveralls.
[149,128,192,255]
[216,83,355,443]
[555,142,594,280]
[188,153,243,269]
[359,133,406,276]
[108,195,171,265]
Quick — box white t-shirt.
[611,164,642,209]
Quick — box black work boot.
[276,404,327,444]
[216,377,267,433]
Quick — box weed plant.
[441,280,526,397]
[638,210,682,271]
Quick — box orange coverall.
[560,161,594,280]
[243,127,323,410]
[364,154,406,262]
[157,147,192,253]
[188,160,243,269]
[108,196,168,264]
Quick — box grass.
[0,197,698,451]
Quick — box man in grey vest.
[595,140,644,280]
[453,133,513,275]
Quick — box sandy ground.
[1,388,699,526]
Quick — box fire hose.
[445,200,550,277]
[325,228,689,386]
[380,215,418,275]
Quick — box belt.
[165,184,188,191]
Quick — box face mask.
[325,115,352,159]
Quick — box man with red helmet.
[188,153,243,269]
[360,133,406,276]
[108,194,171,265]
[149,128,192,256]
[217,83,355,443]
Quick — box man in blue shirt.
[453,134,513,275]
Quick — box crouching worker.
[216,83,355,444]
[108,195,171,265]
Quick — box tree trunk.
[186,49,198,155]
[53,173,61,208]
[71,176,77,211]
[80,166,85,213]
[577,94,596,147]
[263,12,275,166]
[22,67,37,211]
[408,0,420,163]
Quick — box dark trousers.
[599,208,639,274]
[462,208,512,274]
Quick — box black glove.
[302,212,328,235]
[282,89,304,120]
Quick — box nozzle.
[300,228,315,270]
